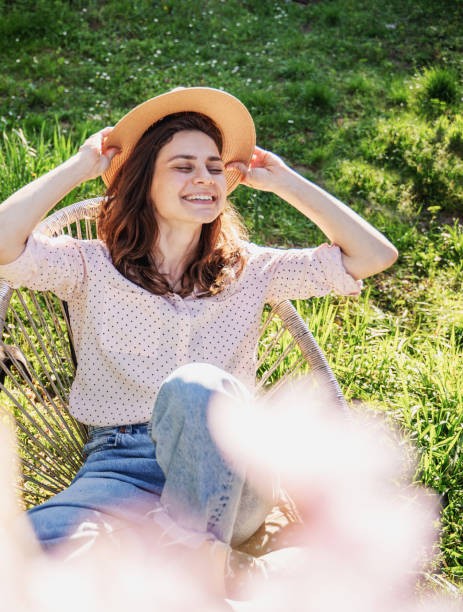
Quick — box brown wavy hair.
[97,112,249,297]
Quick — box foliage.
[417,66,459,116]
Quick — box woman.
[0,87,397,592]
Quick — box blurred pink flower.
[209,379,458,611]
[0,378,460,611]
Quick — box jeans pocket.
[82,433,118,458]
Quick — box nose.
[192,166,215,185]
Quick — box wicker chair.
[0,196,347,553]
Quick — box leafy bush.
[316,3,342,26]
[420,67,459,104]
[297,81,336,112]
[416,67,459,117]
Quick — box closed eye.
[174,166,223,173]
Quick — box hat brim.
[102,87,256,194]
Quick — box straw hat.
[102,87,256,194]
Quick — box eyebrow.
[167,154,223,162]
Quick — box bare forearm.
[0,127,119,266]
[273,168,398,279]
[228,147,398,280]
[0,154,92,264]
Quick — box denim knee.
[161,363,248,399]
[150,363,251,433]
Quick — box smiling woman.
[152,131,228,291]
[98,110,248,297]
[0,86,397,600]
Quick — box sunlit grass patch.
[327,159,402,210]
[341,114,463,213]
[386,78,409,107]
[345,73,376,96]
[446,114,463,159]
[418,66,459,106]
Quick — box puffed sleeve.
[0,232,86,301]
[246,242,362,302]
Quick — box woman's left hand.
[226,147,290,193]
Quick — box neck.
[153,219,202,288]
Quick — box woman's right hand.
[77,127,121,181]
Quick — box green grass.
[0,0,462,593]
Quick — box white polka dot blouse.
[0,233,362,425]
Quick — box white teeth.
[184,195,214,201]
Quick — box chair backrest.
[0,197,347,509]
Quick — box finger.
[99,127,114,146]
[251,146,268,159]
[101,129,120,155]
[249,149,268,168]
[225,161,248,177]
[105,147,121,161]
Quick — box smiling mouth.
[182,194,217,203]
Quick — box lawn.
[0,0,462,592]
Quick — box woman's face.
[150,130,227,229]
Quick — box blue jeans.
[28,363,276,551]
